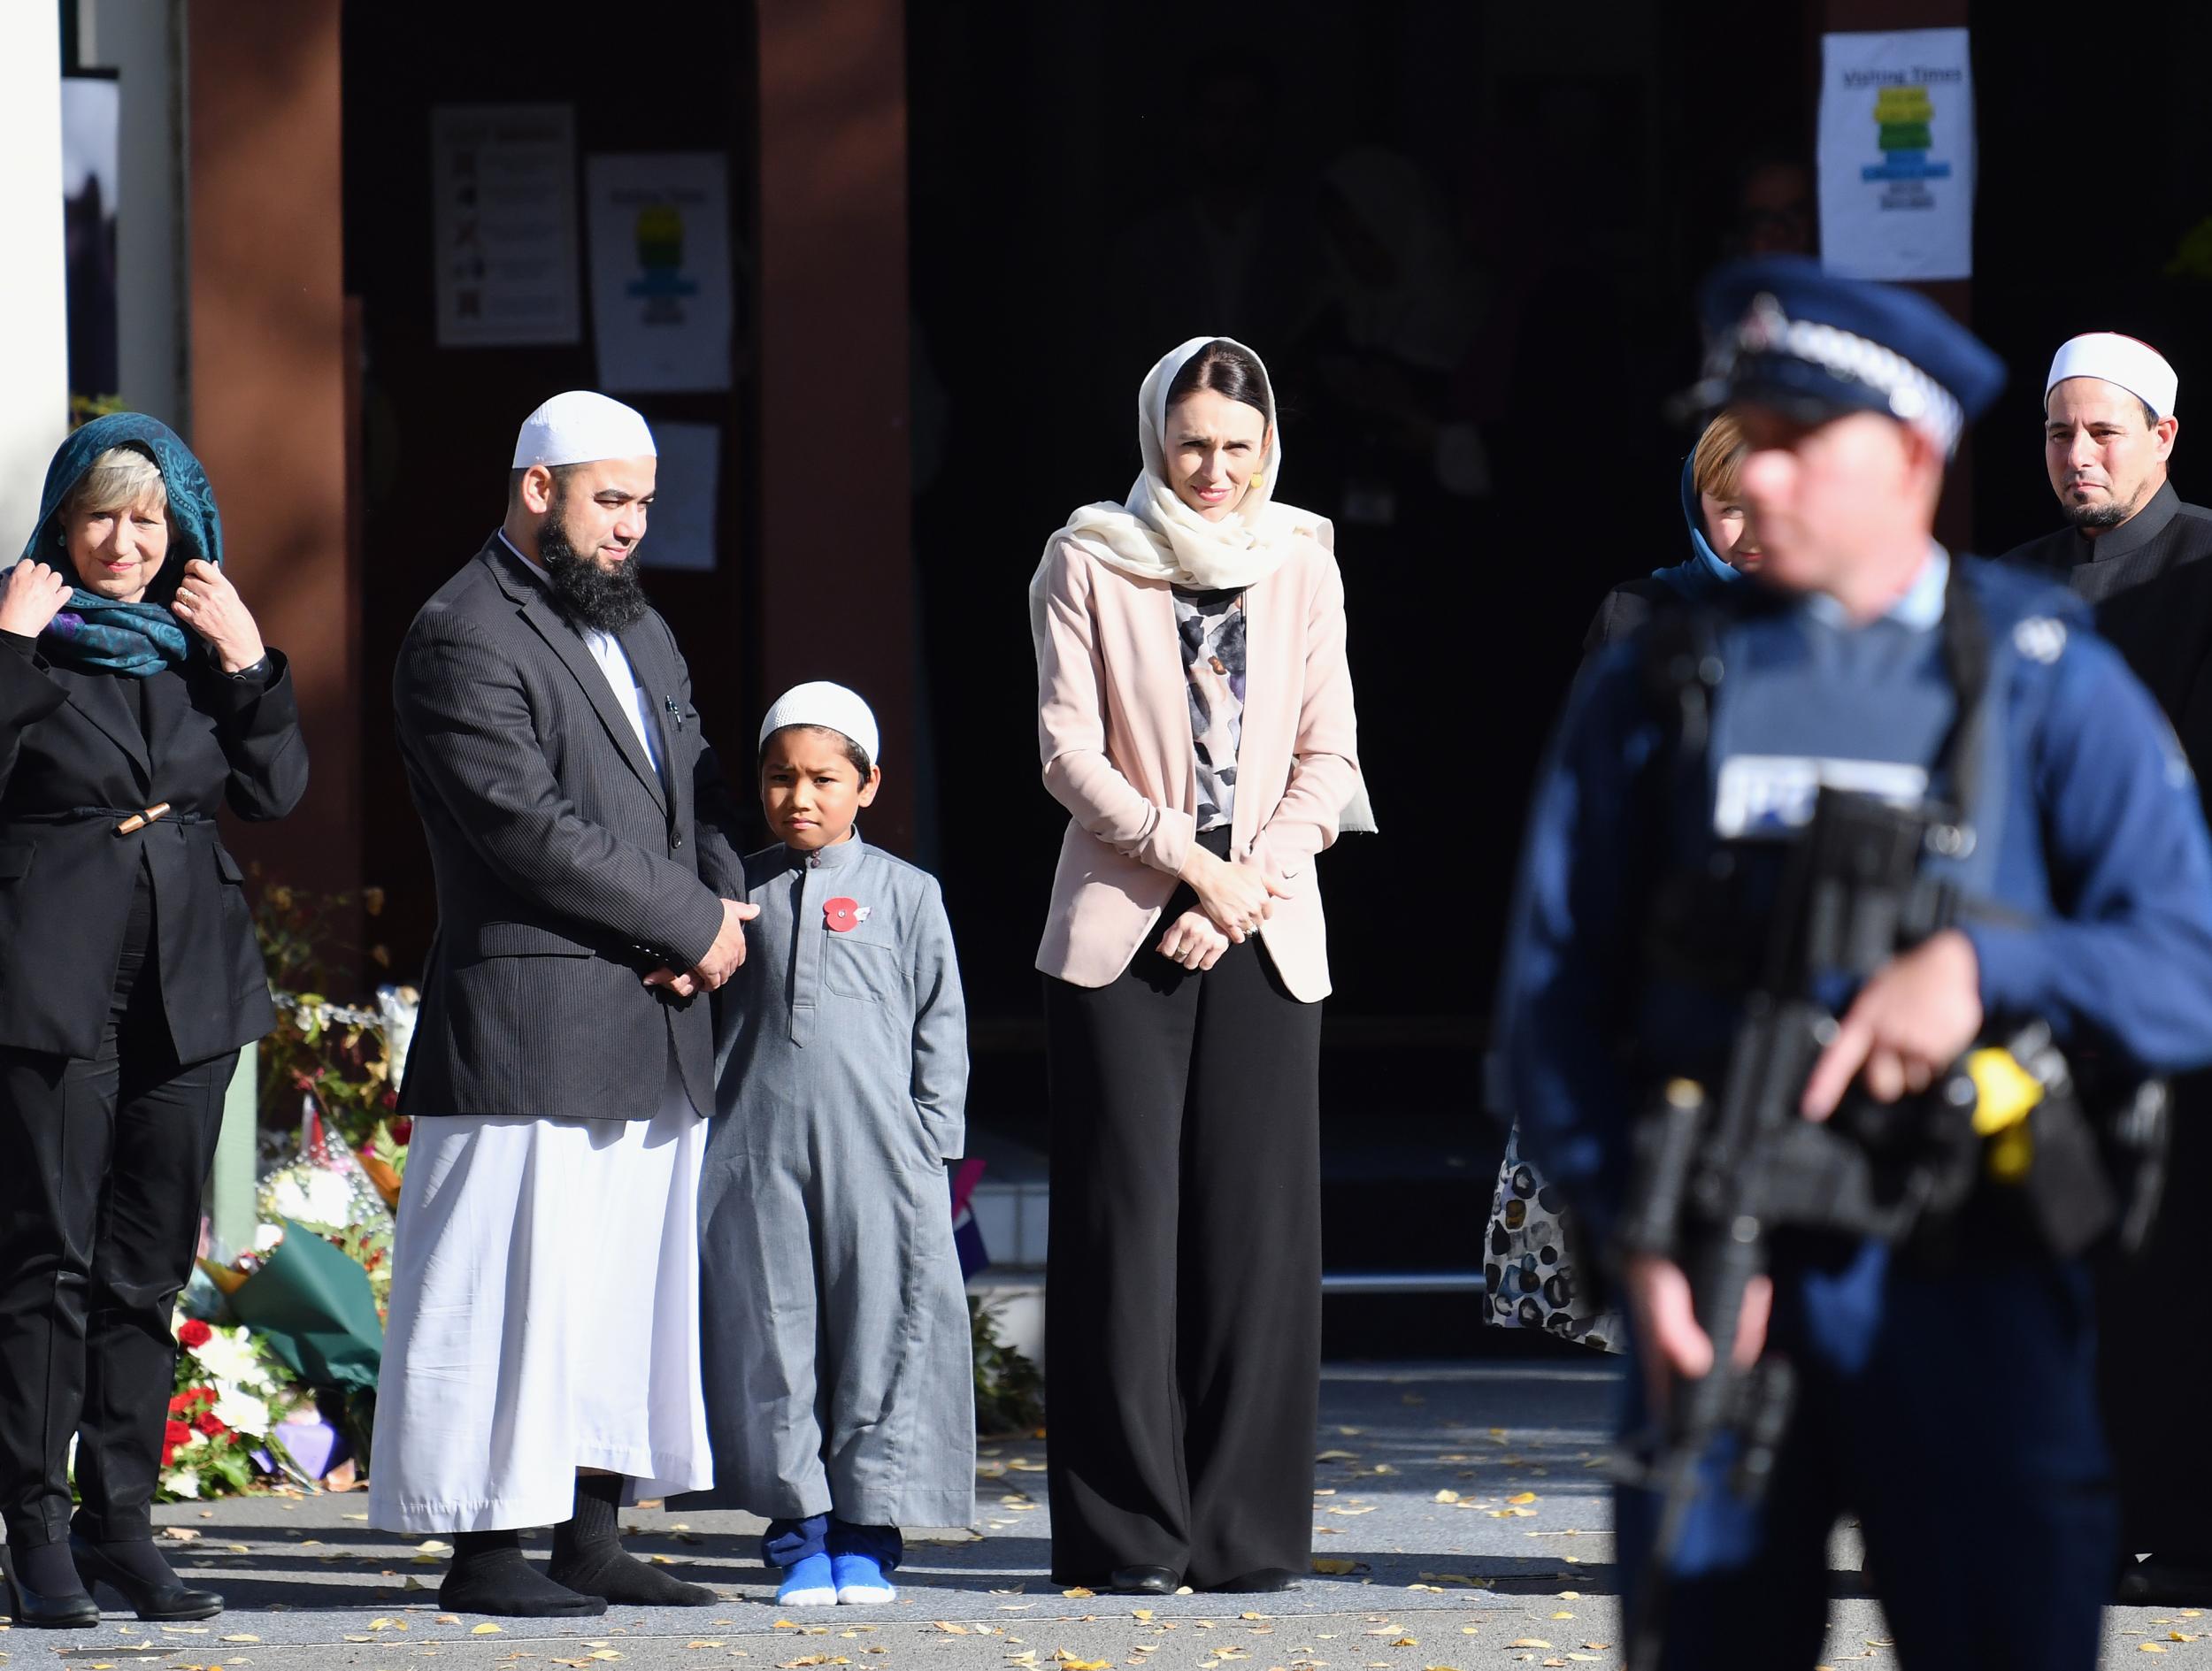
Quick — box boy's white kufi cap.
[759,681,881,767]
[2045,333,2179,420]
[512,390,657,468]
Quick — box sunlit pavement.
[0,1361,2181,1668]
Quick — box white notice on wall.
[430,104,581,348]
[637,421,720,573]
[1816,29,1974,282]
[586,153,733,394]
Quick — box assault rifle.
[1612,784,2055,1671]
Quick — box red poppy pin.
[825,897,872,933]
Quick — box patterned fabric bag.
[1483,1119,1624,1353]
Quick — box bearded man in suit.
[369,392,752,1617]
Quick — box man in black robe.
[2003,333,2212,1600]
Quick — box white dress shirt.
[498,531,663,778]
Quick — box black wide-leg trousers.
[0,888,234,1548]
[1043,923,1323,1590]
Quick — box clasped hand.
[642,897,760,999]
[1624,929,1984,1404]
[1177,844,1289,943]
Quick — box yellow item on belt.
[1968,1046,2044,1184]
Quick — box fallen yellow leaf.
[472,1622,504,1635]
[220,1636,260,1644]
[933,1623,970,1635]
[1310,1558,1359,1575]
[1508,1641,1552,1651]
[1508,1492,1539,1506]
[1432,1490,1460,1504]
[1061,1586,1095,1599]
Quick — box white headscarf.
[1032,336,1376,838]
[1034,336,1332,612]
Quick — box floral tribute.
[160,1311,301,1501]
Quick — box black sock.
[549,1476,718,1606]
[8,1539,85,1598]
[440,1529,606,1619]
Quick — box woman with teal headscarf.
[0,416,306,1629]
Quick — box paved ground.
[0,1361,2193,1669]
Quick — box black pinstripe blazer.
[392,536,746,1120]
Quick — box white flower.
[306,1168,353,1224]
[187,1326,266,1390]
[166,1467,201,1499]
[252,1222,286,1252]
[211,1389,270,1438]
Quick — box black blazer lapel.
[485,545,668,814]
[48,665,151,788]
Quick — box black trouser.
[1042,880,1324,1589]
[0,878,234,1547]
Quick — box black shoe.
[1204,1568,1302,1593]
[1106,1565,1180,1596]
[4,1568,100,1629]
[69,1534,223,1622]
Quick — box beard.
[539,505,649,632]
[2064,497,2136,531]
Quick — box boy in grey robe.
[686,683,974,1606]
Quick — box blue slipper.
[831,1551,896,1605]
[776,1552,837,1606]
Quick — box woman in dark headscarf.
[1579,411,1762,651]
[1482,417,1761,1352]
[0,416,306,1628]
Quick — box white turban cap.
[513,390,657,468]
[759,681,881,768]
[2045,333,2178,420]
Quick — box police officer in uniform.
[1498,259,2212,1668]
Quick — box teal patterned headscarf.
[15,413,218,678]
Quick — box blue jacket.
[1652,454,1745,602]
[1583,458,1745,651]
[1503,554,2212,1241]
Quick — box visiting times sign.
[1816,29,1974,282]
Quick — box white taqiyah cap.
[512,390,657,469]
[758,681,881,768]
[2046,333,2179,420]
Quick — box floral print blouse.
[1173,586,1246,832]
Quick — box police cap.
[1690,256,2006,456]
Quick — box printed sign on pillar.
[1816,29,1975,282]
[585,152,733,394]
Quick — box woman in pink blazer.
[1028,337,1370,1596]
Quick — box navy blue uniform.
[1498,553,2212,1667]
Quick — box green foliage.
[252,873,400,1153]
[970,1296,1045,1437]
[69,394,129,430]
